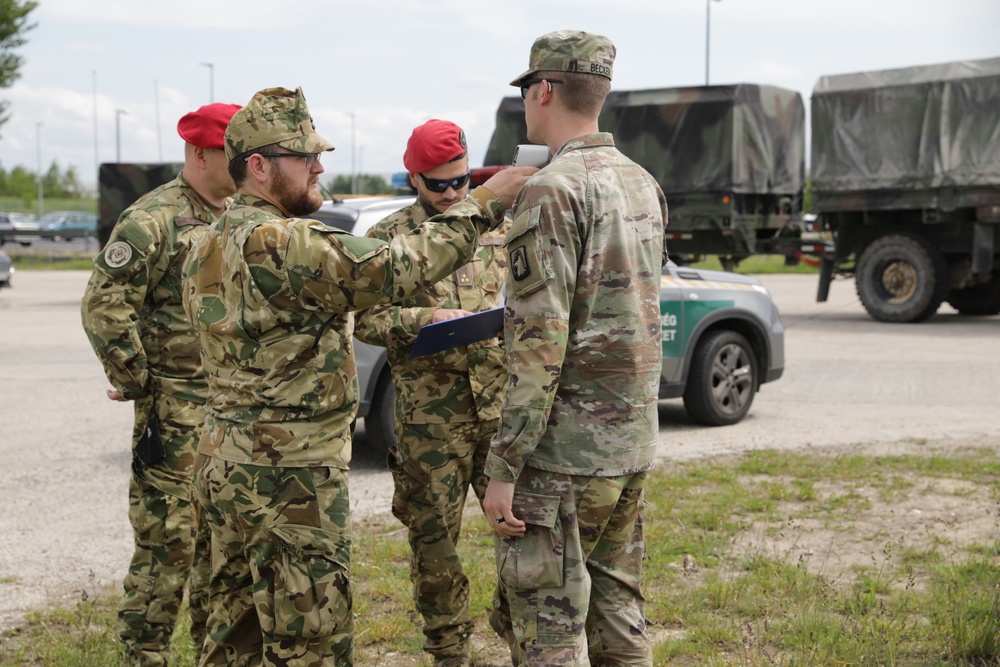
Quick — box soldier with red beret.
[82,101,241,666]
[354,119,511,667]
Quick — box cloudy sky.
[1,0,997,190]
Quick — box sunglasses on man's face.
[520,77,564,100]
[252,151,322,169]
[419,171,471,193]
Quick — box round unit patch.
[104,241,134,268]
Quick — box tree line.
[0,161,86,201]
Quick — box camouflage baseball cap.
[224,86,335,161]
[509,30,616,87]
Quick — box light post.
[200,62,214,102]
[706,0,723,85]
[115,109,128,162]
[349,112,356,195]
[35,122,43,218]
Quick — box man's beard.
[272,166,322,217]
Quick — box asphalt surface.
[0,269,997,631]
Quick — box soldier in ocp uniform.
[81,102,242,666]
[482,31,671,666]
[354,119,511,667]
[182,87,535,667]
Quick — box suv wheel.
[683,330,757,426]
[363,369,397,461]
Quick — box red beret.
[177,103,242,149]
[403,119,468,174]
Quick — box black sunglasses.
[419,171,471,193]
[520,77,563,99]
[250,151,322,169]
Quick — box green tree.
[0,0,38,136]
[323,173,392,197]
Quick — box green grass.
[2,445,997,666]
[0,197,97,216]
[691,254,822,274]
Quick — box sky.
[1,0,998,192]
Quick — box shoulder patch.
[103,241,134,269]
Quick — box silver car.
[314,196,416,458]
[0,212,41,247]
[0,249,12,289]
[319,195,786,458]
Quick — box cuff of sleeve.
[470,186,507,230]
[484,452,520,483]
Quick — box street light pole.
[115,109,128,162]
[350,112,356,195]
[35,122,43,218]
[706,0,722,85]
[200,62,214,102]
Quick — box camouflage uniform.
[81,173,221,665]
[487,31,669,666]
[487,127,668,666]
[354,201,510,663]
[184,86,511,667]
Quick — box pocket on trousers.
[270,523,352,640]
[498,492,564,590]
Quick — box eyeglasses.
[419,171,471,193]
[250,151,323,169]
[520,77,563,100]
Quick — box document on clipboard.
[408,307,504,358]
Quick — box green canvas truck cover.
[484,83,805,197]
[97,162,183,246]
[810,57,1000,196]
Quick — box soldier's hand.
[431,308,473,323]
[481,166,538,210]
[483,479,526,538]
[106,388,127,402]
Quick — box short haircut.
[229,143,280,187]
[539,69,610,117]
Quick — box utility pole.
[200,62,214,102]
[115,109,128,162]
[706,0,723,85]
[35,122,44,218]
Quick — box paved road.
[0,269,997,629]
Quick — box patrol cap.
[510,30,616,87]
[224,86,335,161]
[177,103,241,149]
[403,119,468,174]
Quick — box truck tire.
[683,330,757,426]
[854,233,947,323]
[363,368,397,461]
[947,273,1000,315]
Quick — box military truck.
[812,58,1000,322]
[97,162,182,247]
[484,84,821,271]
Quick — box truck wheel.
[683,330,757,426]
[947,273,1000,315]
[854,233,947,323]
[363,369,397,461]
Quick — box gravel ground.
[1,269,998,632]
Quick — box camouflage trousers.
[388,419,511,662]
[194,455,354,667]
[119,395,210,667]
[494,468,651,667]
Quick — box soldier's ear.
[245,154,271,184]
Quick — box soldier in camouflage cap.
[184,86,536,666]
[483,30,669,665]
[354,119,511,667]
[81,101,241,666]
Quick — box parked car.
[320,195,786,458]
[0,211,41,247]
[314,196,417,457]
[40,211,98,241]
[0,249,12,288]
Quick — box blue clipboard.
[408,307,504,358]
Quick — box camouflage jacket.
[183,188,507,469]
[485,133,670,482]
[354,202,509,425]
[81,173,223,403]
